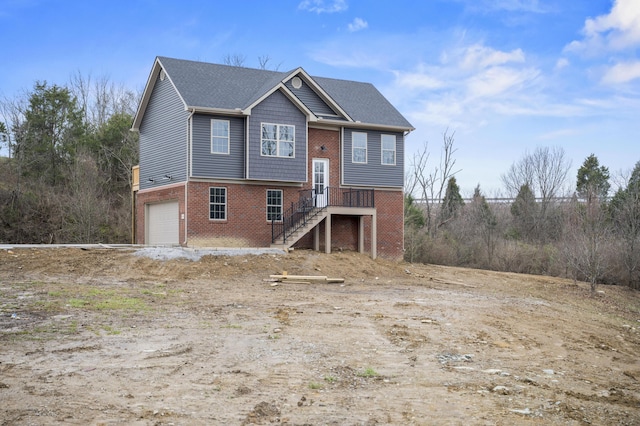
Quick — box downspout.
[184,109,195,245]
[245,116,250,179]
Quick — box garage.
[146,201,179,245]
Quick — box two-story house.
[131,57,413,259]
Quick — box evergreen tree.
[439,176,464,225]
[510,183,538,240]
[13,82,86,186]
[404,194,425,229]
[576,154,610,203]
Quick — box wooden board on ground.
[269,273,344,284]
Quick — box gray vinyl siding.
[247,90,307,182]
[191,114,245,179]
[343,128,404,188]
[285,78,337,117]
[139,75,188,190]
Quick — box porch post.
[314,223,320,252]
[371,211,377,260]
[358,216,365,254]
[325,213,332,254]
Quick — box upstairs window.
[261,123,295,158]
[381,134,396,165]
[209,187,227,220]
[266,189,283,222]
[211,119,230,154]
[352,132,367,164]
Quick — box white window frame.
[381,134,396,165]
[211,119,230,155]
[266,189,283,222]
[209,187,227,221]
[352,132,367,164]
[261,123,295,158]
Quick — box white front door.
[312,158,329,207]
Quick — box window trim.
[209,187,227,221]
[352,132,368,164]
[211,119,230,155]
[260,122,295,158]
[381,134,396,166]
[266,189,283,222]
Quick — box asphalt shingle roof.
[156,56,413,130]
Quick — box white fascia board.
[186,106,246,116]
[322,119,415,133]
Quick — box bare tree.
[0,93,28,161]
[406,129,460,236]
[68,72,138,129]
[222,53,247,67]
[257,55,282,71]
[562,193,611,293]
[502,146,571,202]
[63,150,108,242]
[502,146,571,241]
[610,164,640,288]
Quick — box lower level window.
[266,189,283,222]
[209,187,227,220]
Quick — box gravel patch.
[134,247,285,261]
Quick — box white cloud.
[298,0,347,14]
[347,17,368,32]
[555,57,569,70]
[392,66,444,90]
[386,42,545,133]
[565,0,640,54]
[602,60,640,84]
[458,44,525,70]
[466,66,539,99]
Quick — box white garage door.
[147,201,179,245]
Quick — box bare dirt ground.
[1,247,640,425]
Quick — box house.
[131,57,414,259]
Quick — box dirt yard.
[1,247,639,425]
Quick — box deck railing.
[271,187,375,244]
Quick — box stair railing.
[271,187,375,244]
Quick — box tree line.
[0,75,139,244]
[405,132,640,292]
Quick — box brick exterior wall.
[134,127,405,259]
[135,183,186,244]
[372,189,404,259]
[185,182,303,247]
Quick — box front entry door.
[312,158,329,207]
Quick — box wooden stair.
[270,208,328,251]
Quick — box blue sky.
[1,0,639,195]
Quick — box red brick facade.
[135,183,186,245]
[135,127,405,259]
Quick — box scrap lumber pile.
[268,272,344,284]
